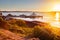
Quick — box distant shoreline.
[0,11,57,13]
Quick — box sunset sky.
[0,0,60,12]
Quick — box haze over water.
[2,12,56,23]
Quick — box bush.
[33,25,54,40]
[0,17,11,29]
[15,20,27,27]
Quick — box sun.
[53,4,60,11]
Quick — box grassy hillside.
[0,17,60,40]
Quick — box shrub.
[33,25,54,40]
[15,20,27,27]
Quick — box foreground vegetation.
[0,17,60,40]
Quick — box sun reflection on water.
[50,12,60,28]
